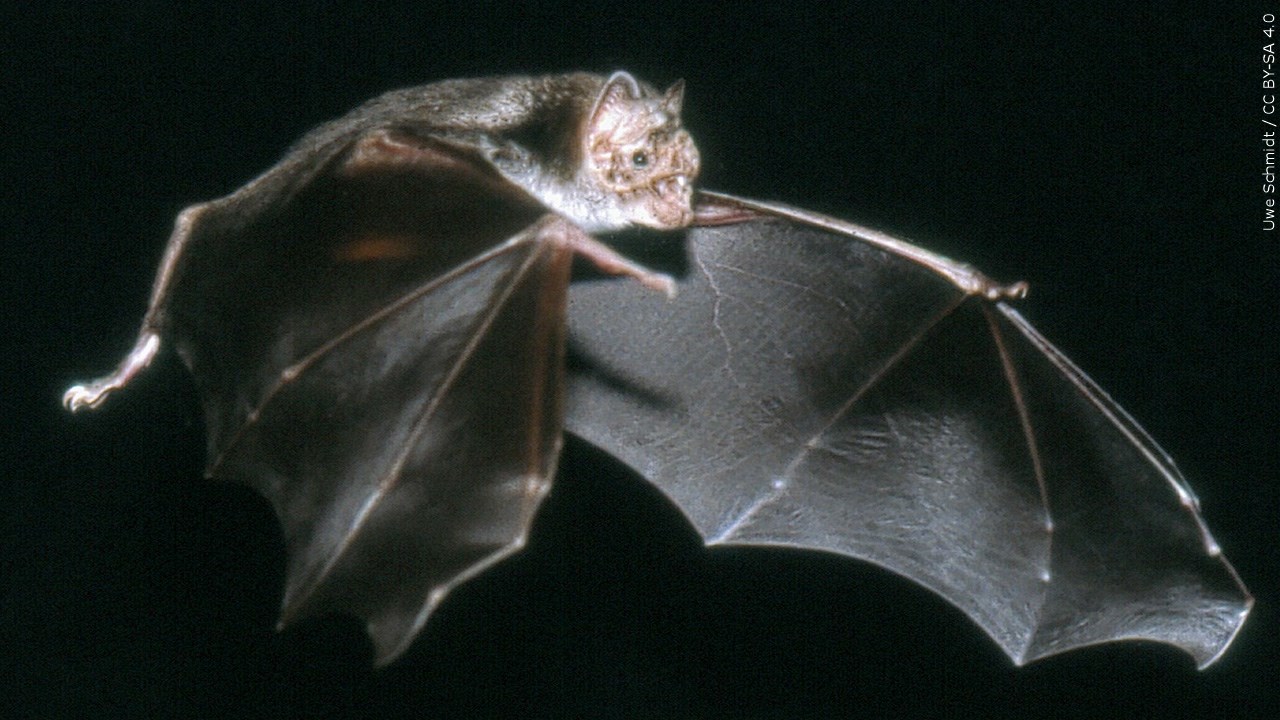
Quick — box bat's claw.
[962,269,1029,300]
[62,332,161,412]
[985,280,1029,301]
[63,382,114,411]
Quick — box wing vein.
[702,259,856,321]
[693,252,743,387]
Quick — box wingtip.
[1194,598,1255,670]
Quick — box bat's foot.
[563,226,677,298]
[630,269,677,298]
[62,332,161,412]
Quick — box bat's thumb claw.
[957,267,1029,301]
[975,276,1030,301]
[997,280,1030,300]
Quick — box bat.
[61,71,1251,669]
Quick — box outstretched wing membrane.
[163,133,572,665]
[564,192,1251,668]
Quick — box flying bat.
[62,71,1251,669]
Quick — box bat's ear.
[599,70,642,101]
[662,79,685,117]
[588,71,643,140]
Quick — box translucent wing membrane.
[208,235,570,664]
[565,193,1250,668]
[162,138,572,665]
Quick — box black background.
[3,2,1276,718]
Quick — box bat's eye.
[631,151,649,168]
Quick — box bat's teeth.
[656,174,689,199]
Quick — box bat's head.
[581,71,700,230]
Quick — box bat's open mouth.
[648,173,696,227]
[654,173,692,201]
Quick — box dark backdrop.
[3,3,1275,718]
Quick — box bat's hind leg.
[62,332,161,411]
[62,202,208,412]
[560,227,677,298]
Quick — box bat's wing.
[564,192,1252,668]
[119,130,576,666]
